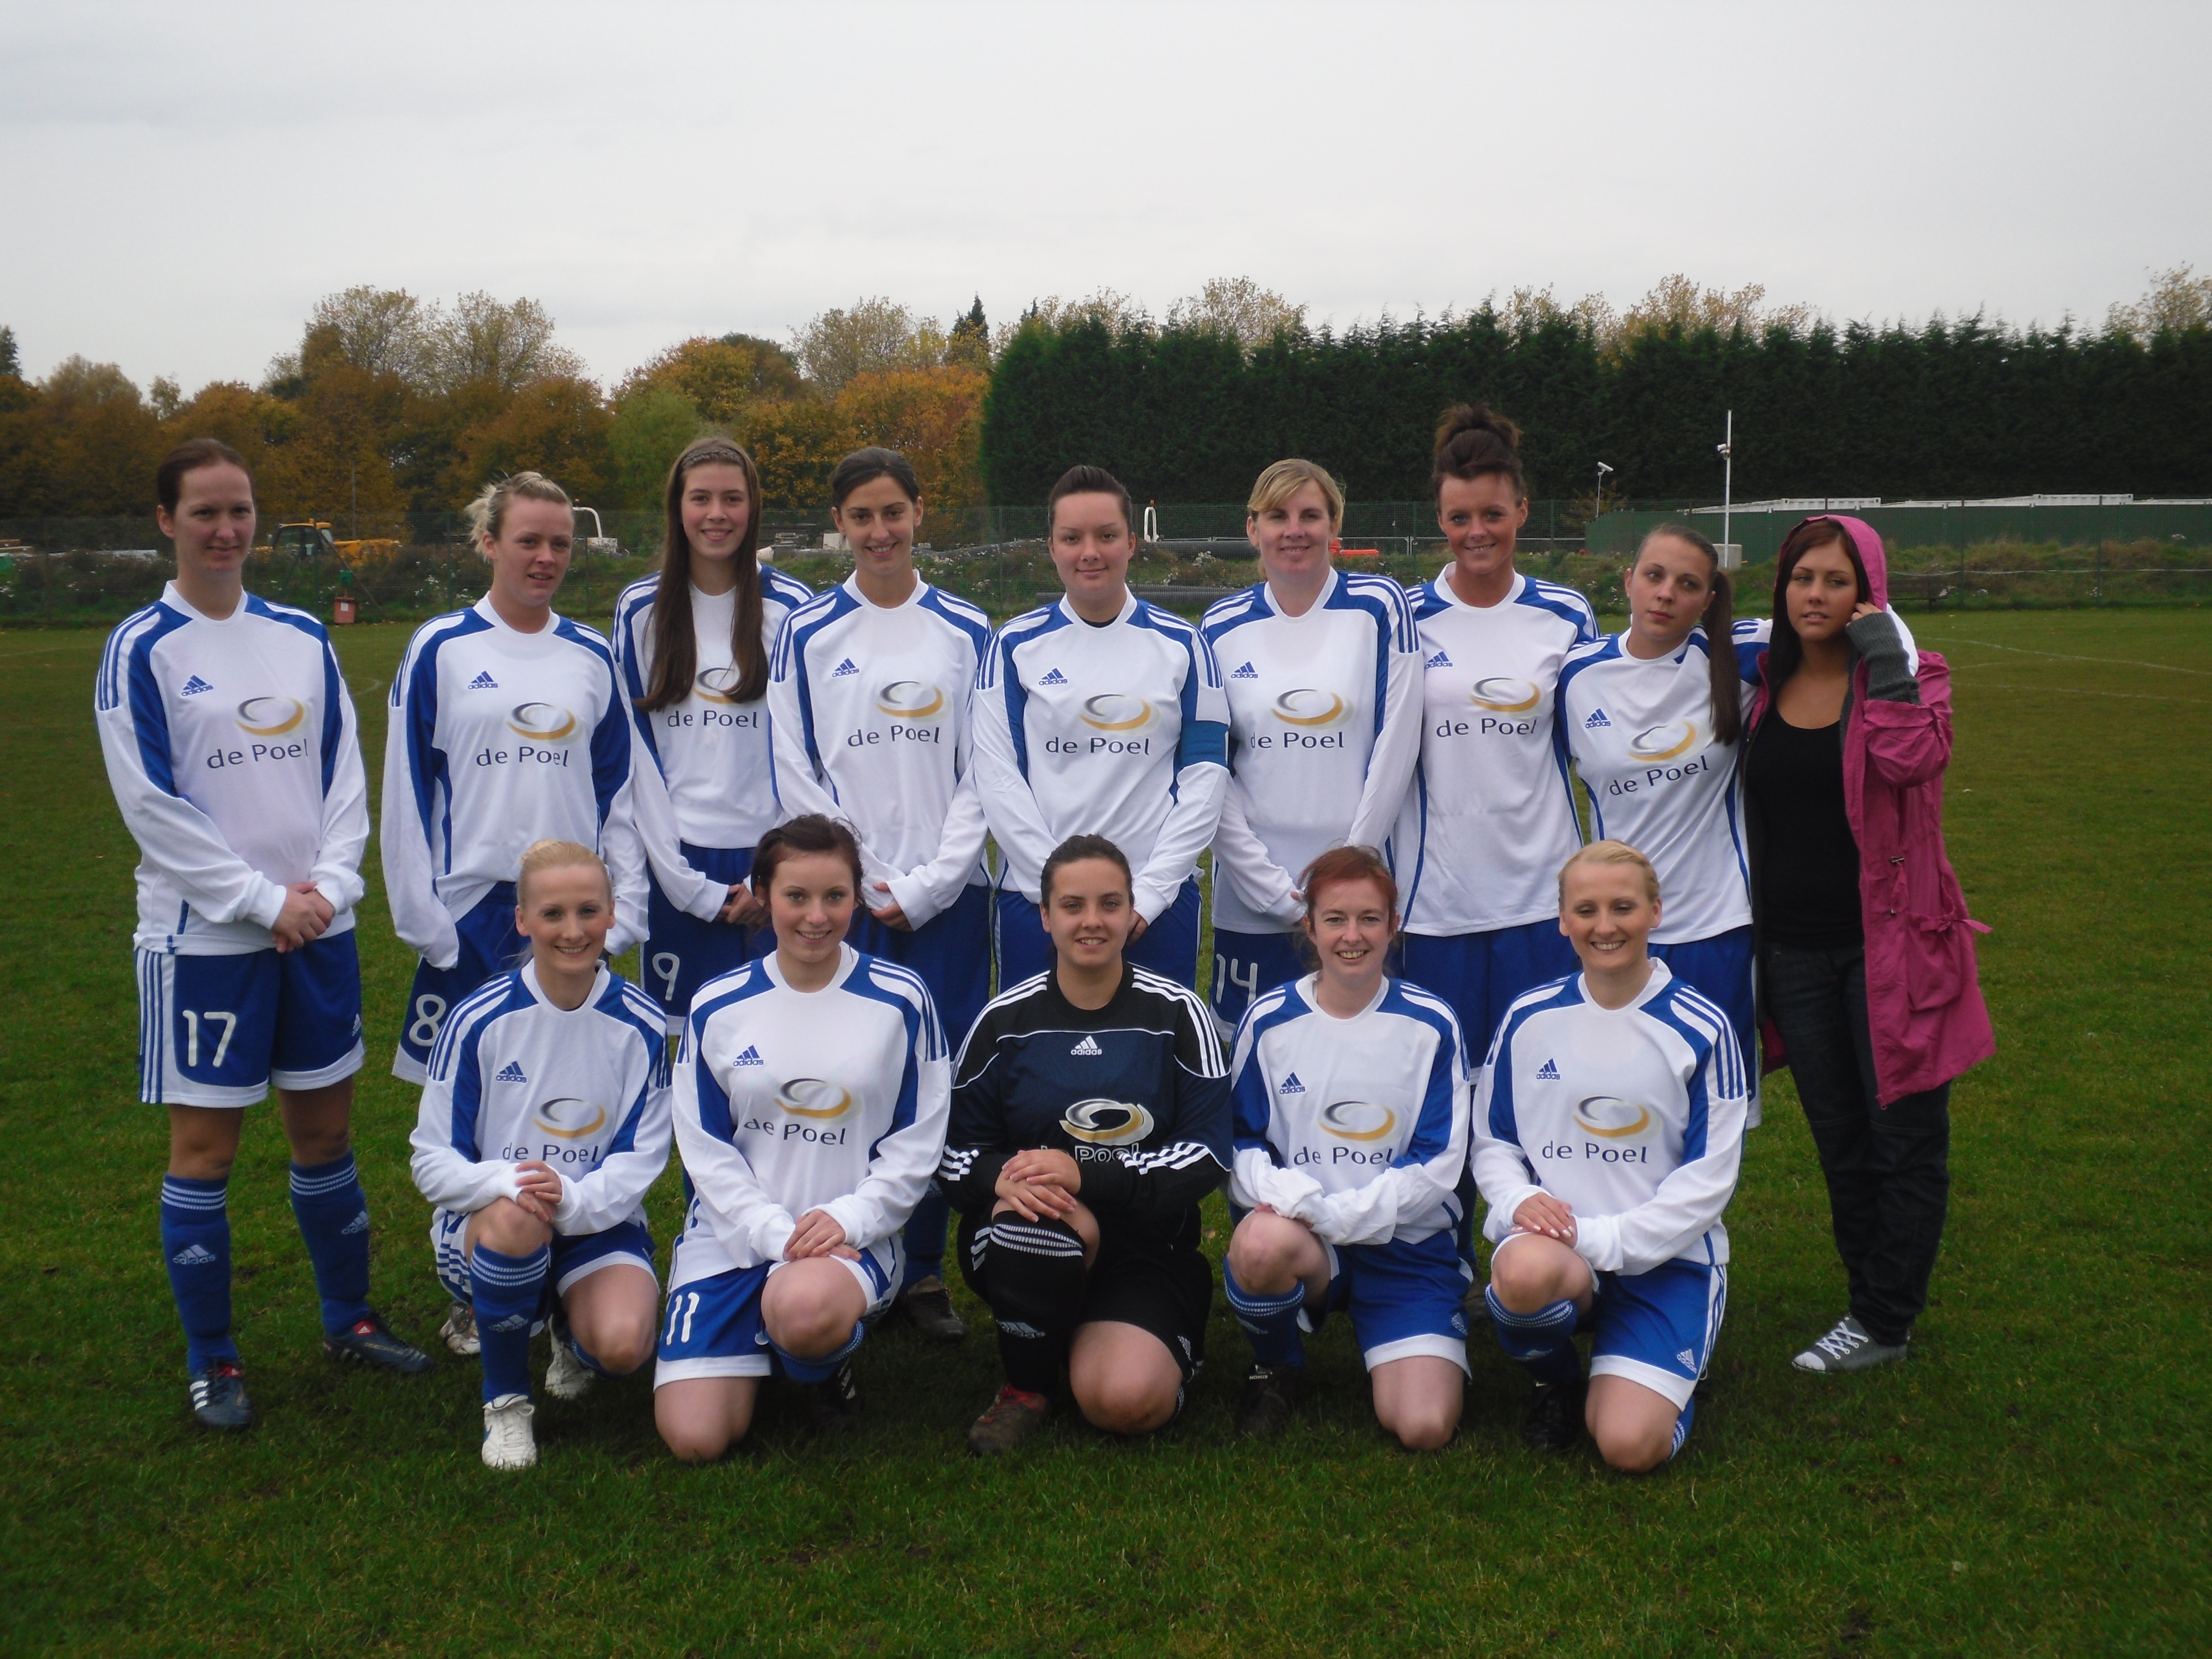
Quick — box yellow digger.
[260,521,401,565]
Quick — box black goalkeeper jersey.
[939,966,1231,1258]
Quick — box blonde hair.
[1557,839,1661,906]
[517,838,609,905]
[1246,458,1345,530]
[465,471,571,558]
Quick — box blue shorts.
[641,844,774,1030]
[395,884,529,1083]
[1400,917,1579,1063]
[1651,926,1759,1123]
[431,1208,658,1321]
[849,881,992,1045]
[995,877,1202,992]
[1580,1253,1728,1410]
[653,1237,900,1385]
[137,933,364,1107]
[1208,926,1308,1037]
[1309,1229,1475,1373]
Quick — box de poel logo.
[1318,1100,1397,1142]
[695,666,745,705]
[1467,677,1541,715]
[1269,688,1348,730]
[508,702,580,742]
[1077,693,1157,735]
[532,1097,609,1140]
[1061,1098,1155,1146]
[775,1078,857,1122]
[875,680,947,721]
[1572,1095,1655,1141]
[234,696,306,737]
[1627,719,1700,762]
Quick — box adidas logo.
[832,658,859,677]
[468,670,499,690]
[998,1319,1046,1339]
[1426,650,1453,669]
[171,1243,216,1266]
[341,1209,371,1237]
[1536,1058,1560,1080]
[1584,708,1611,729]
[1279,1072,1306,1094]
[1677,1348,1697,1370]
[1039,667,1068,686]
[733,1044,763,1066]
[495,1061,528,1084]
[488,1314,530,1333]
[1070,1035,1102,1056]
[1232,661,1259,680]
[180,675,213,696]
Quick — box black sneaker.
[805,1360,862,1432]
[323,1310,435,1374]
[896,1275,968,1344]
[1235,1364,1301,1438]
[1521,1376,1587,1452]
[189,1360,255,1432]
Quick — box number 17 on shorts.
[137,937,366,1107]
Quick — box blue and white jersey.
[382,597,646,968]
[1200,572,1423,933]
[768,575,993,928]
[1228,974,1469,1246]
[1554,620,1768,943]
[671,945,950,1279]
[611,569,814,921]
[1394,569,1598,935]
[96,584,368,955]
[409,962,672,1235]
[1470,960,1748,1275]
[971,591,1230,920]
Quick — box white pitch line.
[1938,637,2212,676]
[1962,682,2211,705]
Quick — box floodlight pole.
[1595,461,1614,525]
[1717,410,1734,554]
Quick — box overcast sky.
[5,1,2207,392]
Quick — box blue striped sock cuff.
[289,1156,360,1199]
[1669,1396,1696,1459]
[160,1176,228,1213]
[471,1246,551,1288]
[1223,1267,1307,1321]
[1484,1286,1579,1334]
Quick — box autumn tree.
[792,298,947,394]
[837,367,989,510]
[948,298,990,371]
[1167,277,1306,351]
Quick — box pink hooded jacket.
[1746,515,1995,1104]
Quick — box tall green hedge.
[979,313,2212,506]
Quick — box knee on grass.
[1378,1397,1460,1453]
[1074,1370,1180,1437]
[1590,1407,1677,1474]
[656,1391,753,1464]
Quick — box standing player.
[382,469,646,1091]
[612,436,813,1032]
[768,447,991,1343]
[1556,524,1766,1108]
[1201,461,1421,1037]
[1395,406,1598,1051]
[97,439,430,1431]
[1223,848,1470,1449]
[410,841,672,1471]
[1473,842,1749,1472]
[971,466,1228,988]
[941,835,1232,1455]
[655,816,951,1461]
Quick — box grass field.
[1,608,2205,1656]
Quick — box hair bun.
[1430,403,1528,500]
[1433,403,1521,457]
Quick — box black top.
[939,964,1230,1260]
[1745,713,1864,948]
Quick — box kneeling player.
[1472,841,1748,1472]
[941,835,1231,1455]
[1224,847,1471,1450]
[410,841,672,1471]
[654,815,950,1460]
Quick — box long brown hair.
[1637,523,1741,746]
[1765,517,1869,691]
[639,436,767,712]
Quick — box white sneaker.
[440,1301,480,1358]
[1793,1314,1908,1374]
[481,1393,538,1470]
[545,1333,596,1401]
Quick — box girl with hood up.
[1741,515,1993,1375]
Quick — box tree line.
[3,270,2208,528]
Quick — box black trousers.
[1762,941,1951,1347]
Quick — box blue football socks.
[1224,1264,1309,1370]
[470,1244,549,1402]
[160,1175,236,1373]
[289,1154,373,1335]
[1485,1285,1584,1386]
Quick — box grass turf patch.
[0,610,2204,1656]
